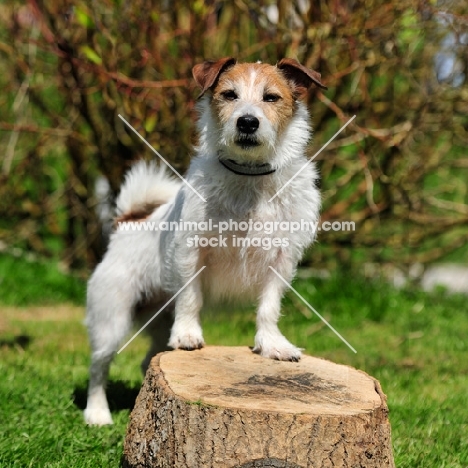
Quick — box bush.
[0,0,467,270]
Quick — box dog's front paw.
[169,333,205,350]
[169,324,205,351]
[253,332,302,362]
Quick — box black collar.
[218,157,276,176]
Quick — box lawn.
[0,253,467,467]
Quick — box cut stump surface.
[123,346,395,468]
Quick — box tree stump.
[122,347,395,468]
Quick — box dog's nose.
[237,115,259,134]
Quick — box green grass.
[0,253,85,306]
[0,254,467,467]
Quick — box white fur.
[84,62,320,425]
[115,160,181,216]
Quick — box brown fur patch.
[211,62,296,135]
[114,202,162,227]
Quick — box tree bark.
[123,346,395,468]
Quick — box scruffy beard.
[235,134,261,150]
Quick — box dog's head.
[193,58,326,163]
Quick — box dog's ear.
[192,57,237,98]
[277,58,327,98]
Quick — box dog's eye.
[263,93,281,103]
[221,90,238,101]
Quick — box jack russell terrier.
[84,57,326,425]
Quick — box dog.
[84,57,326,425]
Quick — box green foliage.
[0,0,467,270]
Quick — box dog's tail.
[115,161,181,223]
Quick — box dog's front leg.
[253,266,302,362]
[168,276,204,350]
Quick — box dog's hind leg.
[84,269,135,425]
[84,350,116,426]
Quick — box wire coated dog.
[84,58,326,425]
